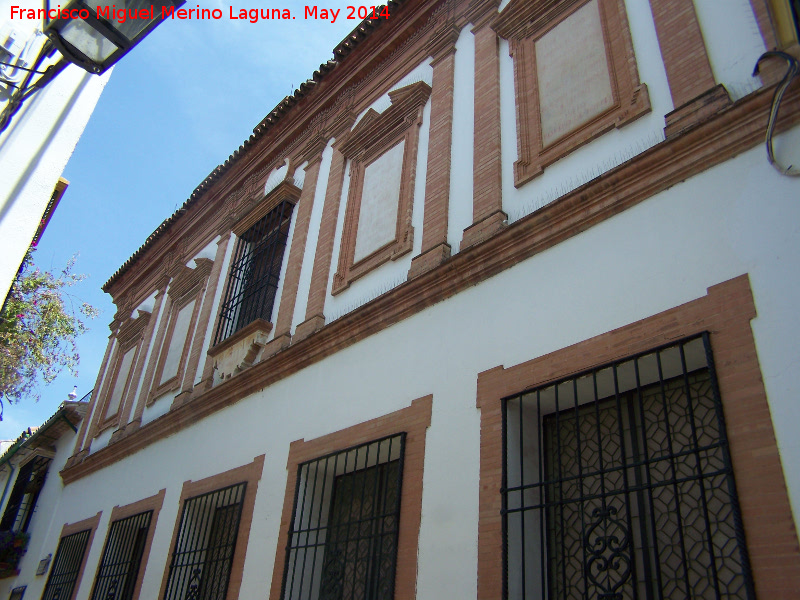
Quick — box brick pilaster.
[462,15,506,250]
[408,41,457,279]
[649,0,731,137]
[294,145,347,342]
[266,156,323,355]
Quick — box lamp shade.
[43,0,185,73]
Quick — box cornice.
[493,0,582,40]
[60,81,800,485]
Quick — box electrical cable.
[753,50,800,177]
[0,60,47,74]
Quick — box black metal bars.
[214,200,294,345]
[41,529,92,600]
[162,483,246,600]
[0,455,52,533]
[281,434,406,600]
[90,510,153,600]
[502,334,754,600]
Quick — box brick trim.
[462,19,506,250]
[270,158,323,343]
[59,80,800,484]
[408,48,456,279]
[88,490,166,600]
[157,455,265,600]
[495,0,650,187]
[129,282,169,423]
[73,331,117,455]
[333,81,432,294]
[52,512,102,600]
[475,275,800,600]
[267,395,432,600]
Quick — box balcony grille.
[90,510,153,600]
[281,433,405,600]
[502,333,754,600]
[0,455,51,533]
[163,483,246,600]
[41,529,92,600]
[214,200,294,345]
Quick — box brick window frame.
[332,81,432,295]
[475,275,800,600]
[96,312,151,433]
[41,512,102,600]
[156,455,264,600]
[493,0,650,187]
[148,259,213,403]
[268,395,432,600]
[88,489,166,600]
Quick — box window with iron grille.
[41,529,92,600]
[0,455,51,533]
[163,482,246,600]
[281,434,405,600]
[502,334,755,600]
[8,586,25,600]
[214,200,294,345]
[90,510,153,600]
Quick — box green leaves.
[0,250,99,414]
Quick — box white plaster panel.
[353,140,405,263]
[694,0,766,100]
[500,0,673,223]
[536,0,615,146]
[159,299,195,384]
[105,346,136,418]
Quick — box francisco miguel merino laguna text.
[10,4,391,24]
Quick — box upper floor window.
[502,335,754,600]
[214,199,294,345]
[281,434,405,600]
[0,455,51,533]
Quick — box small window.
[502,335,754,600]
[281,434,405,600]
[214,200,294,345]
[162,483,246,600]
[90,510,153,600]
[41,529,92,600]
[0,455,51,533]
[8,586,26,600]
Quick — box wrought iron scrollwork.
[584,505,632,600]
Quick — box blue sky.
[0,1,361,438]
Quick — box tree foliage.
[0,251,99,417]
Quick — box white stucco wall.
[7,137,798,600]
[0,3,110,303]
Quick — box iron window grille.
[8,587,26,600]
[41,529,92,600]
[502,333,755,600]
[281,433,406,600]
[163,482,246,600]
[90,510,153,600]
[0,455,51,533]
[214,200,294,345]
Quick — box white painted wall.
[0,1,110,303]
[7,138,798,600]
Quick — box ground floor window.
[281,434,405,600]
[502,334,754,600]
[41,529,92,600]
[90,510,153,600]
[162,483,246,600]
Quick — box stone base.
[665,84,731,139]
[170,390,193,411]
[262,331,292,360]
[461,210,508,250]
[408,242,451,279]
[294,314,326,342]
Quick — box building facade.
[2,0,800,598]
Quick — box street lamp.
[43,0,186,74]
[0,0,184,132]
